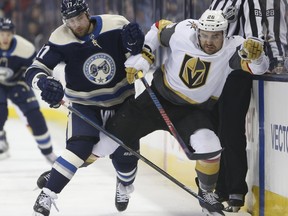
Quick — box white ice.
[0,118,204,216]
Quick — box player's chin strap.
[135,71,223,160]
[59,100,224,216]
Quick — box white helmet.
[198,9,228,32]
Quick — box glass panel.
[162,0,185,22]
[134,0,155,34]
[190,0,210,19]
[121,0,135,22]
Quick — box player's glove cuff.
[141,46,155,65]
[122,22,145,55]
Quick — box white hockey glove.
[125,47,155,84]
[238,37,264,63]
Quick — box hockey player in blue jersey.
[25,0,144,215]
[0,18,57,163]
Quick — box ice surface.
[0,119,203,216]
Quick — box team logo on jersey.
[187,21,197,30]
[83,53,116,85]
[179,55,210,88]
[0,66,13,81]
[224,5,239,23]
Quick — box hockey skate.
[115,177,134,212]
[36,170,51,189]
[224,198,244,213]
[0,131,9,160]
[195,178,224,216]
[33,188,58,216]
[214,190,229,203]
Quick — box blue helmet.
[0,18,15,31]
[61,0,89,20]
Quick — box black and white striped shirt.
[209,0,263,38]
[261,0,288,60]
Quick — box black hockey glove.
[37,76,64,108]
[122,22,144,55]
[269,57,286,74]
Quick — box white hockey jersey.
[145,19,269,105]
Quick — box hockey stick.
[224,212,251,216]
[136,71,223,160]
[60,100,224,216]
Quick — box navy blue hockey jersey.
[0,35,36,85]
[26,14,134,108]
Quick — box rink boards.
[246,76,288,216]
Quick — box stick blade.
[188,148,224,160]
[201,204,225,216]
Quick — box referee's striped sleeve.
[264,0,287,59]
[242,0,263,38]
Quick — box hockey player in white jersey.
[104,9,269,216]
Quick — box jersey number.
[37,45,50,59]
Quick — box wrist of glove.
[238,37,264,62]
[122,22,144,55]
[125,47,155,84]
[37,76,64,108]
[269,57,287,74]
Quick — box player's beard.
[74,21,93,38]
[203,45,217,54]
[72,26,89,38]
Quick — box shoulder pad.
[98,14,129,33]
[155,19,173,32]
[13,35,36,58]
[49,24,83,45]
[179,19,198,30]
[172,19,198,38]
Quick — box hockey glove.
[122,22,144,55]
[37,76,64,108]
[125,47,155,84]
[238,37,264,62]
